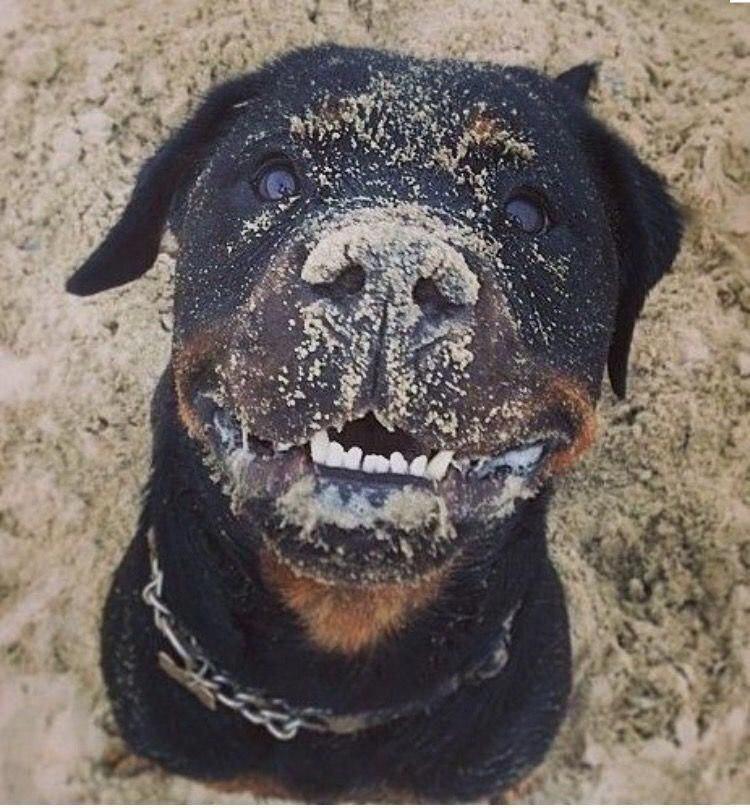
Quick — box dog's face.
[68,46,681,587]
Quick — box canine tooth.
[426,450,454,481]
[310,429,330,464]
[389,452,408,474]
[409,455,428,477]
[473,443,545,479]
[344,446,363,470]
[362,454,379,473]
[326,441,345,467]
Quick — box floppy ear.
[66,74,259,296]
[591,127,683,396]
[556,62,599,101]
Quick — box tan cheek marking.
[260,551,446,656]
[544,376,597,474]
[172,328,228,440]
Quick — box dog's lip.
[193,391,561,491]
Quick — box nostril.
[337,263,366,295]
[413,277,459,317]
[312,262,366,300]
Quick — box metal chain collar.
[142,529,327,740]
[142,528,518,742]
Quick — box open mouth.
[190,391,570,582]
[310,413,546,483]
[195,394,551,491]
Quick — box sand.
[0,0,748,802]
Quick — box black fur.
[102,372,570,800]
[597,134,683,396]
[69,45,682,800]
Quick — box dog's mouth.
[189,391,573,582]
[308,414,548,484]
[195,393,557,498]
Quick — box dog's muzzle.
[174,207,594,584]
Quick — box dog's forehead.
[233,56,580,180]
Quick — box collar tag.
[158,650,217,710]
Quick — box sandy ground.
[0,0,748,802]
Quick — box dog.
[67,45,682,802]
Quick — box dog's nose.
[301,220,479,315]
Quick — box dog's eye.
[256,163,299,201]
[504,192,548,234]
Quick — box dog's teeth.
[473,443,545,479]
[362,454,379,473]
[409,455,428,477]
[326,441,345,468]
[310,429,330,464]
[374,455,390,473]
[344,446,363,470]
[498,443,544,473]
[425,450,454,481]
[362,454,389,474]
[389,452,408,474]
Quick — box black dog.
[67,45,682,801]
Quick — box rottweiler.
[67,45,682,802]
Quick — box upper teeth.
[310,430,455,481]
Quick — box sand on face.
[0,0,748,802]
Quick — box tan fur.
[172,329,226,441]
[545,376,597,473]
[260,551,445,655]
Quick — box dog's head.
[69,46,681,586]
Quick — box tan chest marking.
[260,552,445,655]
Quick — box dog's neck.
[144,372,552,716]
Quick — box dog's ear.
[556,62,598,101]
[591,126,683,397]
[66,75,258,296]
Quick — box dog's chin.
[192,393,564,585]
